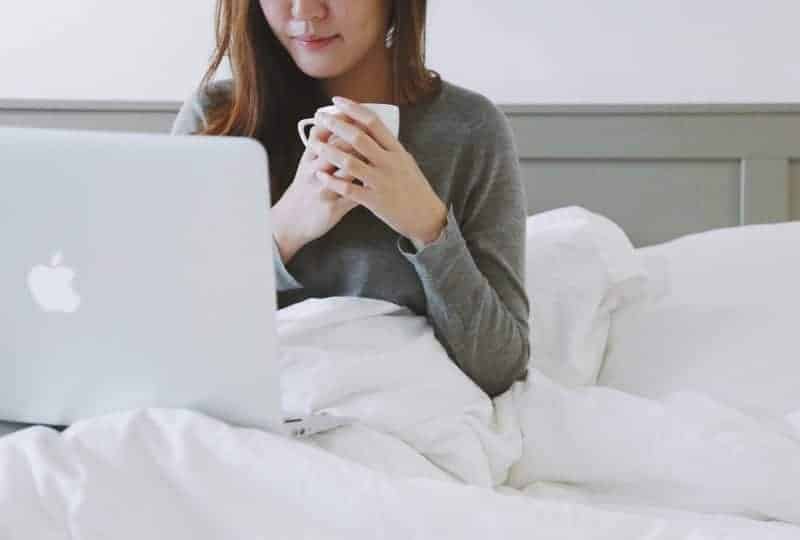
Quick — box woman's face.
[260,0,392,79]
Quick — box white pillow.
[525,207,647,386]
[599,221,800,418]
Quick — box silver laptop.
[0,126,351,437]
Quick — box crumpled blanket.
[279,297,800,526]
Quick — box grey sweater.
[171,79,530,397]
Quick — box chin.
[296,61,349,80]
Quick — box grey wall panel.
[520,160,740,247]
[506,111,800,159]
[739,159,791,225]
[791,161,800,221]
[0,109,175,134]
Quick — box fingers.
[309,149,349,182]
[307,123,332,146]
[302,126,360,198]
[306,155,346,201]
[301,124,331,163]
[327,132,350,150]
[304,115,362,179]
[306,117,352,154]
[326,135,358,181]
[330,97,401,152]
[308,133,345,175]
[315,111,385,166]
[308,138,371,184]
[315,170,372,207]
[306,133,355,177]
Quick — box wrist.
[413,200,448,246]
[271,203,306,264]
[273,229,301,264]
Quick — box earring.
[385,25,396,48]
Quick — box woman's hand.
[271,122,360,264]
[308,96,448,247]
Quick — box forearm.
[271,199,308,265]
[273,228,303,266]
[400,209,530,397]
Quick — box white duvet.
[2,296,800,539]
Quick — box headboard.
[505,104,800,246]
[2,99,799,247]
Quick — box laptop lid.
[0,127,282,431]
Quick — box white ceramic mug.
[297,103,400,147]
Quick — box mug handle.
[297,118,315,146]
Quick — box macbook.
[0,126,351,437]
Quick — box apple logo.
[27,251,81,313]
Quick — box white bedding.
[600,221,800,419]
[524,206,648,387]
[3,295,800,538]
[279,297,800,527]
[5,407,798,540]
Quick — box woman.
[171,0,530,398]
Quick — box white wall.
[1,0,218,102]
[426,0,800,103]
[3,0,800,103]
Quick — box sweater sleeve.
[397,107,530,398]
[170,88,304,292]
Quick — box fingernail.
[332,96,349,106]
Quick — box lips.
[294,34,337,43]
[293,34,339,51]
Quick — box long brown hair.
[195,0,441,205]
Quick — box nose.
[291,0,327,21]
